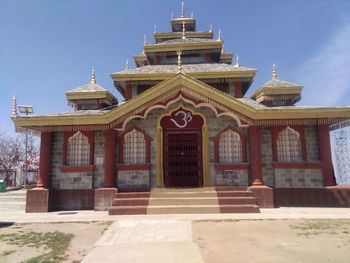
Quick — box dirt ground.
[0,221,112,263]
[193,219,350,263]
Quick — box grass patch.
[0,231,74,262]
[1,250,16,256]
[289,219,350,238]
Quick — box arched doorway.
[161,107,204,187]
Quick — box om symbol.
[170,110,192,128]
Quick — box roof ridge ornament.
[12,95,17,116]
[218,29,222,41]
[234,55,240,68]
[181,2,185,18]
[272,63,278,80]
[221,44,224,54]
[171,12,174,20]
[90,68,96,84]
[154,25,157,34]
[144,34,148,45]
[177,50,182,72]
[209,24,213,33]
[191,12,194,18]
[125,59,129,70]
[182,22,186,39]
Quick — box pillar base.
[94,188,118,211]
[26,188,50,213]
[249,185,274,208]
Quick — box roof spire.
[171,12,174,20]
[177,50,182,72]
[234,55,240,68]
[154,25,157,34]
[191,12,194,18]
[12,95,17,116]
[272,63,278,80]
[90,68,96,84]
[182,22,186,39]
[181,2,185,18]
[209,24,213,33]
[144,34,148,45]
[218,29,222,41]
[125,59,129,70]
[221,44,224,54]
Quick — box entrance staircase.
[0,189,26,211]
[108,187,260,215]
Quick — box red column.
[234,82,242,98]
[36,132,51,188]
[104,129,116,187]
[125,82,132,101]
[318,125,336,186]
[249,126,263,186]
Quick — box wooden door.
[163,129,202,187]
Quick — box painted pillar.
[104,129,116,187]
[318,125,336,186]
[249,126,263,186]
[36,132,51,188]
[234,81,242,98]
[125,82,132,101]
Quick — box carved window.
[277,127,302,162]
[123,130,146,164]
[67,132,90,166]
[218,129,243,163]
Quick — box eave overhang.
[12,73,350,129]
[250,86,303,100]
[65,90,117,102]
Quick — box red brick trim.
[271,125,307,162]
[63,131,94,166]
[211,126,247,163]
[118,126,153,164]
[59,165,94,173]
[117,163,151,171]
[272,162,322,169]
[214,163,249,170]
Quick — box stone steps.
[0,190,26,211]
[108,187,260,215]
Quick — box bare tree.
[0,130,39,182]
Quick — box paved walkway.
[1,208,350,262]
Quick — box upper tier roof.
[151,37,218,45]
[113,63,256,75]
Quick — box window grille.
[67,132,90,166]
[219,130,242,163]
[277,127,302,162]
[123,130,146,164]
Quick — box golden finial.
[182,22,186,39]
[209,24,213,33]
[218,29,222,41]
[171,12,174,19]
[90,68,96,84]
[177,50,182,72]
[272,63,278,80]
[191,12,194,18]
[181,2,185,18]
[125,59,129,70]
[234,55,240,68]
[12,95,17,116]
[144,34,147,45]
[154,25,157,34]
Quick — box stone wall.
[215,170,248,186]
[305,125,320,161]
[118,170,150,189]
[50,131,105,190]
[275,168,323,188]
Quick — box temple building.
[12,4,350,214]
